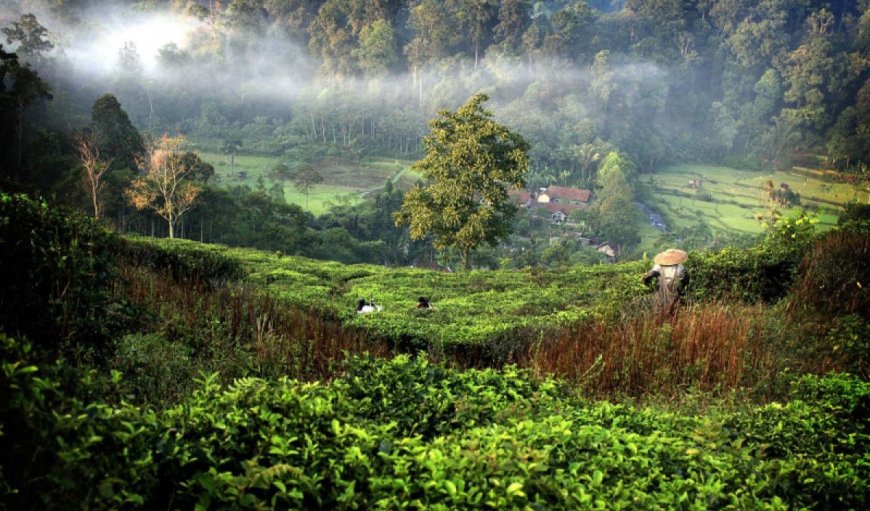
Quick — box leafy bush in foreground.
[0,193,123,360]
[3,339,867,510]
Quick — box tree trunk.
[16,98,23,177]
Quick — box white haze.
[3,2,670,129]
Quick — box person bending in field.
[356,298,382,314]
[416,296,435,309]
[642,248,689,317]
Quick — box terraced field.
[646,164,854,234]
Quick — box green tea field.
[200,152,417,215]
[645,164,857,235]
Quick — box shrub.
[792,230,870,318]
[3,343,867,510]
[0,193,123,360]
[686,242,803,303]
[119,236,246,286]
[112,332,195,404]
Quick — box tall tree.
[492,0,531,54]
[456,0,498,68]
[75,131,111,219]
[354,19,398,77]
[592,152,639,252]
[126,135,202,239]
[2,13,53,66]
[221,138,242,167]
[0,44,51,178]
[91,94,144,172]
[394,93,529,270]
[294,164,323,207]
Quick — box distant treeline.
[3,0,870,183]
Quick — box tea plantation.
[122,236,803,348]
[3,339,867,509]
[1,195,867,509]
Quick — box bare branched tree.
[126,134,201,238]
[75,131,112,219]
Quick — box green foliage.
[119,237,818,354]
[2,342,867,510]
[685,242,804,304]
[0,193,124,359]
[112,332,195,404]
[395,93,530,270]
[838,201,870,231]
[0,335,161,509]
[821,315,870,376]
[592,152,640,250]
[90,93,144,172]
[120,236,246,285]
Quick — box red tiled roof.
[543,203,583,213]
[509,190,533,205]
[546,185,592,202]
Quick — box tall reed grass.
[518,302,776,398]
[119,263,392,382]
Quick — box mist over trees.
[1,0,869,265]
[2,1,867,175]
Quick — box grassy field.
[645,164,854,238]
[200,152,417,215]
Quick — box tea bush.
[685,242,803,303]
[125,236,816,357]
[3,343,867,510]
[120,236,246,286]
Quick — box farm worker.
[356,298,382,314]
[416,296,435,309]
[642,248,689,317]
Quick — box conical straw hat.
[653,248,688,265]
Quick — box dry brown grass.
[118,261,838,400]
[516,302,775,398]
[119,264,392,381]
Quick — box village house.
[536,185,593,208]
[596,242,618,262]
[550,210,569,224]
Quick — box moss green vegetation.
[200,152,416,214]
[646,164,851,236]
[124,234,808,355]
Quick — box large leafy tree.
[592,152,639,253]
[394,93,529,270]
[2,13,53,66]
[0,44,51,178]
[91,94,144,172]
